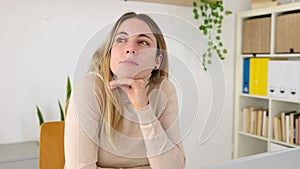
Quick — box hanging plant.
[193,0,232,71]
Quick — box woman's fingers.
[109,78,149,109]
[109,78,133,90]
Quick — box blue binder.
[243,58,250,94]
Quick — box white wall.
[0,0,250,168]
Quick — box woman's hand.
[110,78,149,110]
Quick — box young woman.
[64,12,186,169]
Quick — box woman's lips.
[120,59,138,66]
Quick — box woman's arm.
[110,78,185,169]
[64,96,99,169]
[136,81,186,169]
[64,73,103,169]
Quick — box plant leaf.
[193,1,197,7]
[58,100,65,121]
[225,10,232,15]
[66,76,72,102]
[36,106,44,126]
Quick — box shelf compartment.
[239,94,269,110]
[276,11,300,53]
[239,131,269,141]
[270,139,299,148]
[238,134,268,158]
[242,15,271,54]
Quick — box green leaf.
[204,19,208,24]
[219,42,223,46]
[66,76,72,102]
[209,3,218,10]
[193,1,197,7]
[216,36,221,40]
[204,4,208,10]
[200,5,203,11]
[208,60,212,64]
[225,10,232,15]
[223,49,228,54]
[58,100,64,121]
[203,29,207,35]
[199,25,204,30]
[194,14,199,20]
[208,52,212,57]
[217,29,222,34]
[193,8,197,14]
[208,41,213,46]
[36,106,44,126]
[220,6,224,12]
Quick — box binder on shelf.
[249,58,258,95]
[243,58,250,94]
[288,61,300,100]
[278,61,289,98]
[268,60,289,98]
[250,58,269,96]
[257,58,269,96]
[268,61,278,97]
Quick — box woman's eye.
[116,37,126,43]
[139,41,150,46]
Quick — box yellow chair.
[39,121,65,169]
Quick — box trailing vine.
[193,0,232,71]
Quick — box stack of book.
[273,111,300,145]
[240,107,269,138]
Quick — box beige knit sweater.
[64,72,185,169]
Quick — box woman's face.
[110,18,162,79]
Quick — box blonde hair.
[89,12,169,142]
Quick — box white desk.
[206,147,300,169]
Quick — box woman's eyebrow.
[138,34,154,42]
[116,31,128,36]
[116,31,154,42]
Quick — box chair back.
[39,121,65,169]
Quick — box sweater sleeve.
[136,80,186,169]
[64,73,103,169]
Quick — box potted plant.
[36,76,72,126]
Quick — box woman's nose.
[126,41,137,54]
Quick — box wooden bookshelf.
[234,2,300,159]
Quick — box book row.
[273,111,300,145]
[240,107,269,138]
[242,59,300,100]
